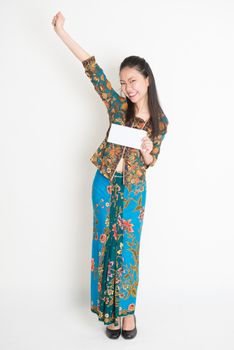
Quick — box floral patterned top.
[82,55,169,191]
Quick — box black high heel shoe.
[105,319,121,339]
[121,314,137,339]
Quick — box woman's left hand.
[140,136,153,154]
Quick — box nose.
[126,87,136,95]
[122,81,135,93]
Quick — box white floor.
[0,289,233,350]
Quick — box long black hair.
[119,55,166,139]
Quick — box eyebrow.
[120,76,136,82]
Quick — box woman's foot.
[122,314,137,339]
[105,317,121,339]
[122,314,135,330]
[106,316,121,330]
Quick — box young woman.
[52,11,169,340]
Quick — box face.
[119,66,149,103]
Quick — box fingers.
[141,136,152,146]
[51,11,62,26]
[141,136,151,143]
[52,14,57,26]
[141,143,151,152]
[141,136,153,153]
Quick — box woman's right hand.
[52,11,65,33]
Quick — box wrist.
[55,26,65,36]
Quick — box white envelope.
[107,123,147,149]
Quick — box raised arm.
[52,11,91,62]
[52,12,123,115]
[80,55,123,113]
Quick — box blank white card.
[107,123,147,149]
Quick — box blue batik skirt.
[91,168,147,326]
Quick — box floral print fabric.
[82,55,169,190]
[91,169,147,325]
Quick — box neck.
[134,94,149,115]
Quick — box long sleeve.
[82,55,122,114]
[145,113,169,168]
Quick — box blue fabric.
[91,169,147,325]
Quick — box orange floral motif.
[112,223,118,240]
[109,149,116,156]
[134,177,140,184]
[100,233,107,243]
[121,101,128,111]
[136,170,143,176]
[122,219,134,233]
[91,258,94,271]
[128,303,135,311]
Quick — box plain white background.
[0,0,234,349]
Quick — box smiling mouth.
[128,92,137,98]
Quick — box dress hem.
[90,307,135,326]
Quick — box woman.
[52,11,169,340]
